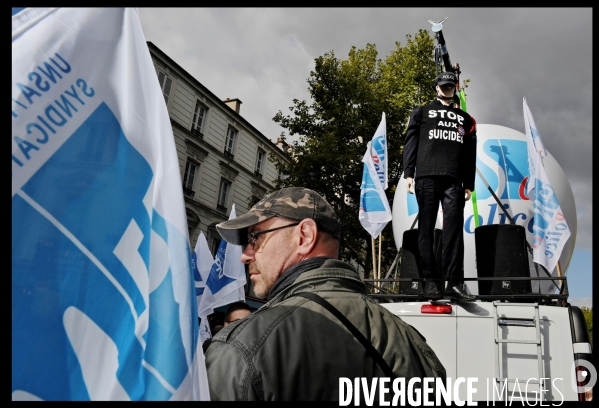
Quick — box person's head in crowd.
[224,301,251,326]
[216,187,341,298]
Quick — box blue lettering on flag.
[12,102,193,400]
[371,136,386,183]
[205,242,235,294]
[533,178,557,236]
[372,136,386,157]
[359,165,386,212]
[530,126,543,150]
[535,179,560,210]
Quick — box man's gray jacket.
[204,259,446,401]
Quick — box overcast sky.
[139,8,592,270]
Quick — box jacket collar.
[264,259,365,307]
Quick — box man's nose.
[240,246,254,264]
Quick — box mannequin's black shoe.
[444,282,476,302]
[423,280,441,299]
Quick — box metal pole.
[371,236,377,293]
[378,234,382,289]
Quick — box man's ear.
[297,219,318,255]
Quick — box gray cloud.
[140,7,592,249]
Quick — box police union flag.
[197,204,247,319]
[359,113,392,238]
[12,8,209,400]
[523,97,570,274]
[192,231,214,344]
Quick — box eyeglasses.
[246,222,299,249]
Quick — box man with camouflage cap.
[204,187,446,401]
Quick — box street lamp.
[309,164,347,256]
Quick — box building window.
[217,178,231,211]
[183,160,197,197]
[275,168,287,188]
[186,209,200,246]
[192,101,206,137]
[224,127,237,158]
[157,70,173,105]
[254,149,266,177]
[211,238,221,257]
[249,195,261,207]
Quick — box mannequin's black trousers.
[415,176,465,284]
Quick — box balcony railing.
[254,169,263,179]
[191,127,203,138]
[223,150,234,159]
[217,204,227,212]
[182,186,195,197]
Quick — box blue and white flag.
[192,232,214,344]
[359,113,392,238]
[523,98,570,273]
[197,204,247,319]
[12,8,208,400]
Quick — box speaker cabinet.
[399,228,442,294]
[475,224,531,295]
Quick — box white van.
[384,121,591,402]
[370,286,593,403]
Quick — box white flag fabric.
[370,112,388,189]
[193,232,213,303]
[12,8,208,400]
[359,113,392,238]
[523,98,570,273]
[197,204,247,319]
[192,232,214,344]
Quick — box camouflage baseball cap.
[216,187,341,246]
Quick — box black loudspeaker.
[475,224,531,295]
[399,228,442,294]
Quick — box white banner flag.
[192,232,214,344]
[197,204,247,318]
[523,98,571,273]
[12,8,208,400]
[359,113,392,238]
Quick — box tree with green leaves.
[580,306,593,346]
[270,29,441,277]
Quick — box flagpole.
[378,234,382,290]
[371,236,378,293]
[556,261,564,294]
[556,261,563,277]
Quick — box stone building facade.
[147,41,290,257]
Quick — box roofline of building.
[146,41,290,162]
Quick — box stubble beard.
[249,263,270,298]
[249,229,294,298]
